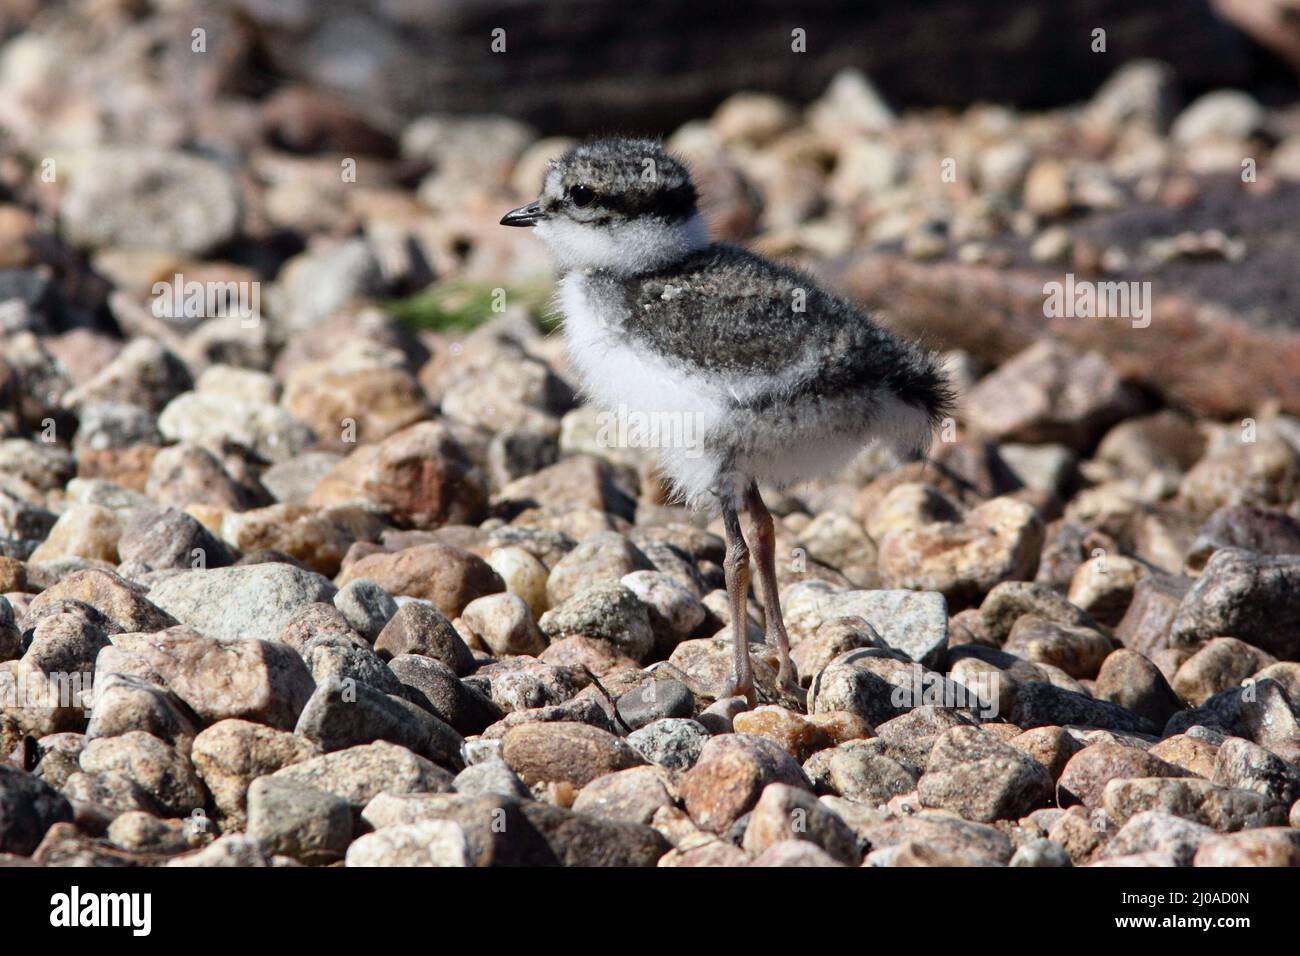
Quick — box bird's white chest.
[556,272,725,425]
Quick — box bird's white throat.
[535,212,709,275]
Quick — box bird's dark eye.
[568,184,595,207]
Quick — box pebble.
[571,765,674,824]
[148,564,338,644]
[741,782,859,863]
[627,718,710,771]
[388,654,502,736]
[373,601,475,674]
[1057,742,1187,809]
[500,721,644,788]
[345,820,472,867]
[1094,649,1184,729]
[917,726,1053,822]
[538,583,655,663]
[0,764,73,855]
[614,678,695,730]
[60,148,241,255]
[108,626,315,730]
[878,497,1045,606]
[1103,777,1289,832]
[246,777,352,864]
[1170,549,1300,659]
[295,677,464,769]
[784,583,949,667]
[338,543,503,618]
[78,731,206,818]
[190,719,318,827]
[269,741,453,813]
[460,592,547,656]
[679,733,812,833]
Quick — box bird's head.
[501,137,708,274]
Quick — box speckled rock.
[374,601,475,674]
[500,721,644,788]
[107,626,315,730]
[1103,777,1288,831]
[269,741,453,813]
[147,564,338,643]
[0,764,73,855]
[538,583,654,662]
[732,705,833,762]
[571,765,674,824]
[741,782,859,863]
[246,776,352,864]
[1171,637,1277,705]
[460,592,547,657]
[337,543,504,617]
[783,582,949,667]
[918,726,1053,821]
[190,719,318,827]
[1094,649,1184,729]
[345,820,473,866]
[295,677,464,769]
[78,731,206,817]
[333,579,398,640]
[1211,736,1300,805]
[1192,828,1300,866]
[680,733,813,833]
[627,718,710,771]
[878,497,1045,606]
[1058,743,1187,809]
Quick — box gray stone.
[1170,549,1300,659]
[246,777,352,864]
[294,677,464,770]
[1211,736,1300,805]
[627,718,710,771]
[917,726,1053,822]
[783,582,949,667]
[1010,838,1073,867]
[118,506,234,571]
[1100,810,1214,866]
[78,732,206,818]
[615,678,694,730]
[388,653,502,736]
[269,741,454,813]
[373,601,474,674]
[344,820,472,866]
[0,764,74,855]
[1010,681,1157,735]
[333,579,398,640]
[538,582,655,663]
[302,633,404,697]
[59,148,241,256]
[452,759,531,801]
[148,564,338,642]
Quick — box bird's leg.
[719,497,756,707]
[745,482,799,695]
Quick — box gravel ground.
[2,6,1300,868]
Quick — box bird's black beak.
[500,201,544,227]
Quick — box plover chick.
[502,137,953,706]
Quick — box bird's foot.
[719,675,757,709]
[776,665,806,707]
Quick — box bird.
[501,137,954,707]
